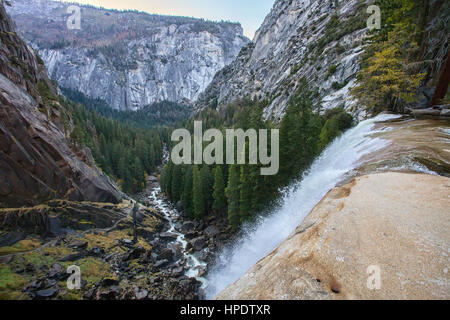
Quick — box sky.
[59,0,276,39]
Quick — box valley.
[0,0,449,302]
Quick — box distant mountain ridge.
[7,0,249,111]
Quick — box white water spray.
[205,113,402,298]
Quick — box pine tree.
[351,0,426,113]
[193,165,205,219]
[320,117,340,147]
[181,166,194,218]
[212,166,226,215]
[160,162,173,196]
[247,105,270,213]
[278,82,322,187]
[200,166,214,214]
[239,164,252,221]
[226,164,241,229]
[133,157,145,192]
[171,164,184,202]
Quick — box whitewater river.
[146,187,208,287]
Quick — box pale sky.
[59,0,276,39]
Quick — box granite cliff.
[0,2,121,207]
[6,0,249,111]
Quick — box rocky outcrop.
[410,105,450,118]
[7,0,249,111]
[0,200,125,237]
[0,199,202,300]
[0,3,121,207]
[197,0,368,119]
[216,172,450,300]
[197,0,448,120]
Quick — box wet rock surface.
[216,173,450,300]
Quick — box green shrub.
[326,65,338,79]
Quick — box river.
[145,186,209,288]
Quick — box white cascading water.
[147,187,208,284]
[205,113,402,299]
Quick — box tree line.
[62,88,193,128]
[161,79,353,229]
[68,100,170,194]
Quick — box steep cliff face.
[197,0,369,119]
[198,0,448,119]
[0,3,121,207]
[7,0,249,111]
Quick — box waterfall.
[205,113,402,299]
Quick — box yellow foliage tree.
[351,0,427,114]
[351,44,425,113]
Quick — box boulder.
[135,288,148,300]
[198,250,210,261]
[190,236,207,251]
[137,228,155,240]
[35,288,59,299]
[122,247,145,261]
[100,278,119,287]
[441,109,450,117]
[169,243,184,261]
[0,231,25,247]
[204,225,218,237]
[153,259,169,269]
[88,247,104,256]
[68,240,88,249]
[184,231,198,240]
[171,266,185,277]
[159,232,178,241]
[159,248,174,261]
[121,239,134,246]
[181,221,195,233]
[98,286,121,299]
[0,255,12,264]
[47,263,63,279]
[176,201,184,212]
[58,252,85,262]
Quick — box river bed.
[145,187,209,288]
